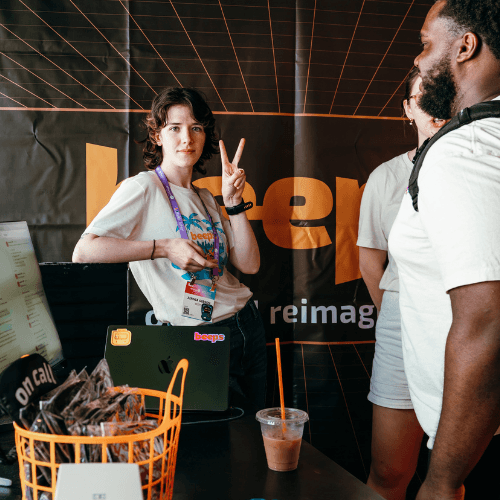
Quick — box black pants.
[211,299,267,412]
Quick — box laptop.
[104,325,230,411]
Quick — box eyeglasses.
[409,93,422,101]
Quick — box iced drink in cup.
[256,408,309,471]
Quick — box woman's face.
[404,76,445,140]
[156,104,206,173]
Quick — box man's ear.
[456,31,480,62]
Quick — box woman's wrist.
[223,196,243,208]
[225,199,253,216]
[150,239,156,260]
[149,238,171,261]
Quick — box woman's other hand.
[156,238,218,273]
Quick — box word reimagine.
[145,300,375,329]
[270,299,375,329]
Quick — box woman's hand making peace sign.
[218,137,259,274]
[220,138,246,207]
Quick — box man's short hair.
[437,0,500,61]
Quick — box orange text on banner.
[194,176,333,250]
[335,178,365,285]
[86,144,122,226]
[86,146,363,281]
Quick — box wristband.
[225,199,253,216]
[150,239,156,260]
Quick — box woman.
[357,68,446,500]
[73,87,266,411]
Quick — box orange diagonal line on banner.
[118,0,182,87]
[353,0,415,115]
[0,50,86,108]
[301,344,312,443]
[329,0,366,113]
[0,22,114,108]
[303,0,317,113]
[0,90,27,107]
[267,0,280,113]
[378,66,413,116]
[353,344,371,378]
[328,344,368,478]
[218,0,253,112]
[0,74,55,107]
[169,0,227,111]
[17,0,143,109]
[70,0,156,95]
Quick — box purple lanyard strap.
[155,167,219,278]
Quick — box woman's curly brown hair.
[140,87,218,174]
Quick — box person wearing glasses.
[357,67,446,500]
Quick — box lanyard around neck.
[155,167,219,278]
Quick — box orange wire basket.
[14,358,188,500]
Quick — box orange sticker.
[111,328,132,346]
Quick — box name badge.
[182,282,216,323]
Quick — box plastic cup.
[256,408,309,471]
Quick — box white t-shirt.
[357,152,413,292]
[85,171,252,325]
[389,103,500,448]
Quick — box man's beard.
[418,56,458,120]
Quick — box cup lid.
[256,407,309,425]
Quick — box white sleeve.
[85,178,147,240]
[357,167,388,251]
[419,151,500,292]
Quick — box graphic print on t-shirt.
[172,212,228,281]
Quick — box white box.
[55,463,143,500]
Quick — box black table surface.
[0,414,382,500]
[173,412,382,500]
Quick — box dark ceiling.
[0,0,433,118]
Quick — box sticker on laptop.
[194,332,226,343]
[111,328,132,346]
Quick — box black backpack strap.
[408,100,500,211]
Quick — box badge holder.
[182,275,217,323]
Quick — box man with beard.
[388,1,500,499]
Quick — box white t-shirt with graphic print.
[85,170,252,325]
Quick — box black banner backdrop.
[0,0,427,344]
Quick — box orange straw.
[275,337,286,422]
